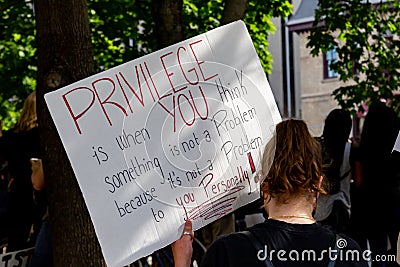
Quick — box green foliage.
[89,0,156,70]
[182,0,223,35]
[307,0,400,115]
[245,0,292,73]
[0,0,36,129]
[89,0,292,73]
[182,0,292,74]
[0,0,292,129]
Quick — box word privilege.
[61,38,218,135]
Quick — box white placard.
[393,131,400,153]
[45,20,281,267]
[0,247,34,267]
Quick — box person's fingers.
[182,220,194,240]
[172,220,194,267]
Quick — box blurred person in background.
[356,102,400,267]
[28,157,52,267]
[315,109,353,234]
[0,92,40,251]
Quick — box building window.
[323,47,338,79]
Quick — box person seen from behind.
[355,102,400,267]
[314,109,353,234]
[172,119,367,267]
[28,157,53,267]
[0,92,40,251]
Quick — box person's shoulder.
[1,129,15,139]
[0,129,16,147]
[202,227,264,267]
[17,127,40,147]
[213,222,272,251]
[209,223,268,251]
[213,229,252,245]
[333,233,368,267]
[22,126,39,137]
[312,223,363,251]
[200,232,245,267]
[332,232,361,250]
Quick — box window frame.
[323,47,339,79]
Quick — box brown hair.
[261,119,324,204]
[14,91,37,133]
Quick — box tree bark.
[152,0,184,48]
[221,0,248,25]
[34,0,106,265]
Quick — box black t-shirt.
[0,127,40,209]
[200,219,368,267]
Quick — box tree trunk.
[152,0,184,48]
[34,0,106,265]
[221,0,248,25]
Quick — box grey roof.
[287,0,318,31]
[287,0,386,32]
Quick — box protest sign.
[0,247,34,267]
[45,20,281,267]
[392,131,400,159]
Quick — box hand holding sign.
[45,21,281,267]
[171,220,194,267]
